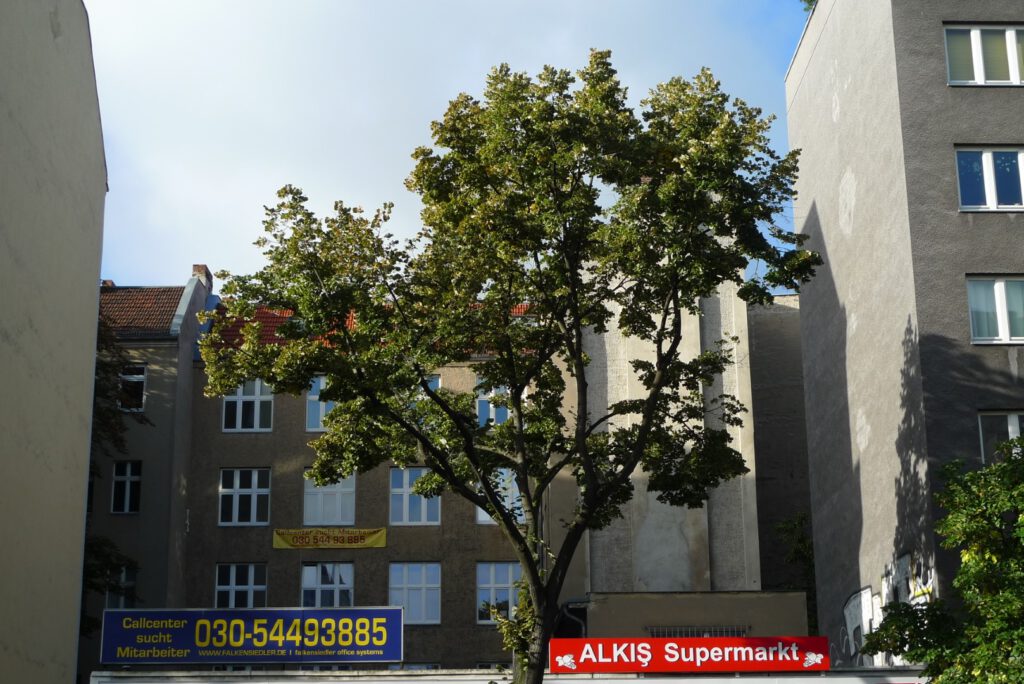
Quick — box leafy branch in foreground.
[863,440,1024,683]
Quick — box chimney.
[101,279,115,288]
[192,264,214,290]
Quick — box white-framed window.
[476,562,522,623]
[305,375,335,431]
[389,467,440,525]
[223,379,273,432]
[978,412,1024,462]
[476,468,524,525]
[477,383,510,426]
[389,562,440,624]
[215,563,266,608]
[111,460,142,514]
[105,565,137,609]
[118,364,147,412]
[301,562,354,607]
[219,468,270,526]
[945,26,1024,85]
[966,277,1024,343]
[303,471,355,525]
[956,149,1024,210]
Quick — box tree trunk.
[514,610,555,684]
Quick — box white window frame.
[966,277,1024,343]
[303,471,355,526]
[111,460,142,514]
[305,375,335,432]
[301,562,354,608]
[945,26,1024,85]
[978,412,1023,463]
[956,148,1024,211]
[219,468,271,526]
[389,562,441,625]
[214,563,267,608]
[476,562,522,624]
[389,467,440,525]
[476,468,524,525]
[223,379,274,432]
[477,383,510,426]
[105,565,137,609]
[118,364,147,412]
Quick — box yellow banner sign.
[273,527,386,549]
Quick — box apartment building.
[79,267,216,679]
[176,284,807,671]
[81,276,809,677]
[184,354,520,669]
[787,0,1024,665]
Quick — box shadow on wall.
[885,323,1024,632]
[798,202,864,665]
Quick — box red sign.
[549,636,829,674]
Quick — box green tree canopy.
[863,440,1024,683]
[201,49,816,684]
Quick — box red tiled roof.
[217,306,294,345]
[100,286,185,338]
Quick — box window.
[223,379,273,431]
[967,278,1024,343]
[105,566,137,609]
[215,563,266,608]
[118,364,146,412]
[301,562,353,607]
[477,384,509,426]
[389,467,440,525]
[978,412,1024,462]
[476,468,524,525]
[946,26,1024,85]
[389,563,440,624]
[477,562,521,623]
[111,461,141,514]
[305,375,335,431]
[957,149,1024,210]
[219,468,270,525]
[303,471,355,525]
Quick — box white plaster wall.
[586,287,761,593]
[0,1,106,681]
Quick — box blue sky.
[85,0,810,287]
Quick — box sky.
[85,0,811,287]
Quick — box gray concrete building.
[787,0,1024,665]
[0,1,107,681]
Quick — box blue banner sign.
[101,608,403,665]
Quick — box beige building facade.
[0,1,107,681]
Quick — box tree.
[201,50,817,684]
[862,440,1024,683]
[801,0,816,12]
[80,315,145,636]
